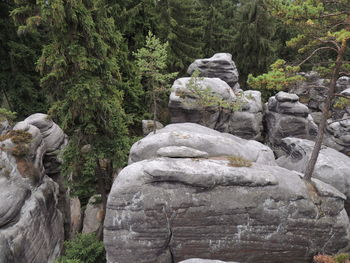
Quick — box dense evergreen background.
[1,0,348,206]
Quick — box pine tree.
[157,0,205,73]
[0,0,48,119]
[232,0,279,86]
[12,0,131,213]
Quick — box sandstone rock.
[0,113,68,262]
[70,197,82,239]
[277,137,350,211]
[142,120,164,136]
[187,53,239,89]
[169,78,263,141]
[157,146,209,158]
[265,91,318,155]
[179,259,238,263]
[104,157,350,263]
[129,123,275,165]
[324,118,350,156]
[82,195,104,235]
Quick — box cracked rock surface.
[104,124,350,263]
[0,113,66,263]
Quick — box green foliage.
[134,31,177,126]
[0,108,16,122]
[55,234,105,263]
[185,70,244,111]
[0,129,32,157]
[247,59,304,101]
[0,1,48,120]
[334,253,350,263]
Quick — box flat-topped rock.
[104,156,350,263]
[169,78,263,141]
[129,123,275,165]
[187,53,239,89]
[265,92,318,154]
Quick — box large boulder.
[104,157,350,263]
[169,78,263,141]
[324,118,350,156]
[277,137,350,211]
[265,91,318,155]
[105,124,350,263]
[129,123,275,165]
[14,113,71,238]
[82,195,104,235]
[187,53,239,89]
[179,259,238,263]
[0,114,65,262]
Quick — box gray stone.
[104,157,350,263]
[179,259,238,263]
[187,53,239,89]
[265,92,318,154]
[277,137,350,211]
[0,113,69,262]
[82,195,104,235]
[157,146,209,158]
[169,78,263,141]
[129,123,275,165]
[142,120,164,136]
[70,197,82,239]
[324,118,350,156]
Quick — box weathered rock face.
[70,197,82,239]
[82,195,104,235]
[187,53,239,89]
[0,114,66,263]
[105,157,350,263]
[265,91,318,155]
[142,120,164,136]
[277,137,350,211]
[179,259,238,263]
[129,123,275,165]
[289,73,350,123]
[105,124,350,263]
[169,78,263,141]
[324,118,350,156]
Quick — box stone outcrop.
[82,195,104,235]
[277,137,350,211]
[0,113,66,263]
[324,118,350,156]
[187,53,240,89]
[128,123,275,165]
[142,120,164,136]
[70,197,82,239]
[169,78,263,141]
[104,124,350,263]
[265,91,318,155]
[179,259,238,263]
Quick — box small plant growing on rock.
[0,108,16,122]
[313,253,350,263]
[227,155,252,168]
[0,130,32,157]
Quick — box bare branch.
[296,46,339,67]
[335,93,350,99]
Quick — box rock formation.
[169,78,263,141]
[187,53,240,90]
[179,259,238,263]
[0,113,66,263]
[82,195,104,235]
[324,118,350,156]
[142,120,164,136]
[277,137,350,211]
[70,197,82,239]
[104,123,350,263]
[128,123,275,165]
[265,91,318,155]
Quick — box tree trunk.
[304,39,348,181]
[153,90,157,134]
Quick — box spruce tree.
[12,0,130,213]
[157,0,205,73]
[0,0,48,119]
[232,0,279,86]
